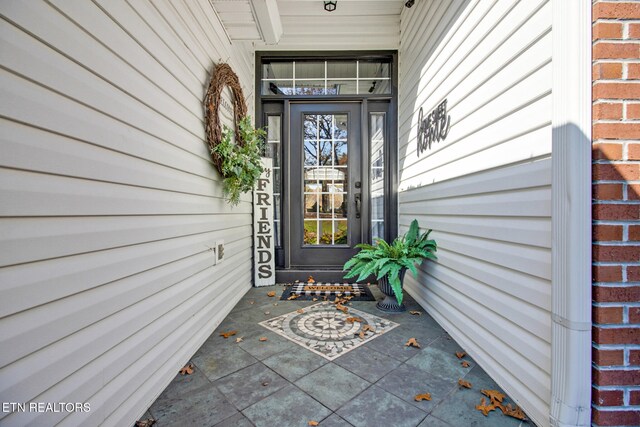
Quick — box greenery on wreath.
[343,219,437,305]
[211,116,266,205]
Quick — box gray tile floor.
[138,284,528,427]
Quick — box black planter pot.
[376,268,407,312]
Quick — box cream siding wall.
[399,1,552,426]
[0,1,254,425]
[258,1,402,50]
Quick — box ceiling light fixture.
[324,1,337,12]
[405,0,415,8]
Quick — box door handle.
[355,193,361,219]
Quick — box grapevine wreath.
[203,63,265,205]
[204,62,249,175]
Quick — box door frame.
[255,51,398,282]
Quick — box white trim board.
[550,0,592,426]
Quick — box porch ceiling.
[211,0,404,50]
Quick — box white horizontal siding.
[258,0,402,50]
[0,0,254,425]
[399,1,552,426]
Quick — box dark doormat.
[279,282,376,301]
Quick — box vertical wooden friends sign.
[253,157,275,286]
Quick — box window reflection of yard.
[304,220,347,245]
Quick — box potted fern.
[343,220,437,312]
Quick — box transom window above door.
[261,60,391,95]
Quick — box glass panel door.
[289,103,362,268]
[302,114,348,245]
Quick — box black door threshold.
[275,269,355,284]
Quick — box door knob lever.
[355,193,361,219]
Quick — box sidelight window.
[370,113,385,241]
[265,114,282,247]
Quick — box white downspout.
[550,1,592,426]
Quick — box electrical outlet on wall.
[215,240,224,264]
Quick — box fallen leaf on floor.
[405,337,421,348]
[249,301,255,305]
[458,379,472,389]
[335,296,352,305]
[267,291,276,297]
[273,303,278,306]
[259,337,268,342]
[461,361,470,368]
[409,310,422,316]
[336,304,348,313]
[455,351,466,359]
[358,326,373,340]
[308,421,319,426]
[262,382,269,386]
[179,364,194,375]
[503,404,527,420]
[312,298,318,301]
[475,397,496,416]
[297,309,304,314]
[235,337,243,343]
[308,276,315,283]
[414,393,432,401]
[135,419,156,427]
[346,317,363,323]
[220,330,237,339]
[481,389,506,404]
[264,311,270,315]
[287,294,299,301]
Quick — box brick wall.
[592,2,640,426]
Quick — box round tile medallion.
[261,302,397,359]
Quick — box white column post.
[550,1,592,426]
